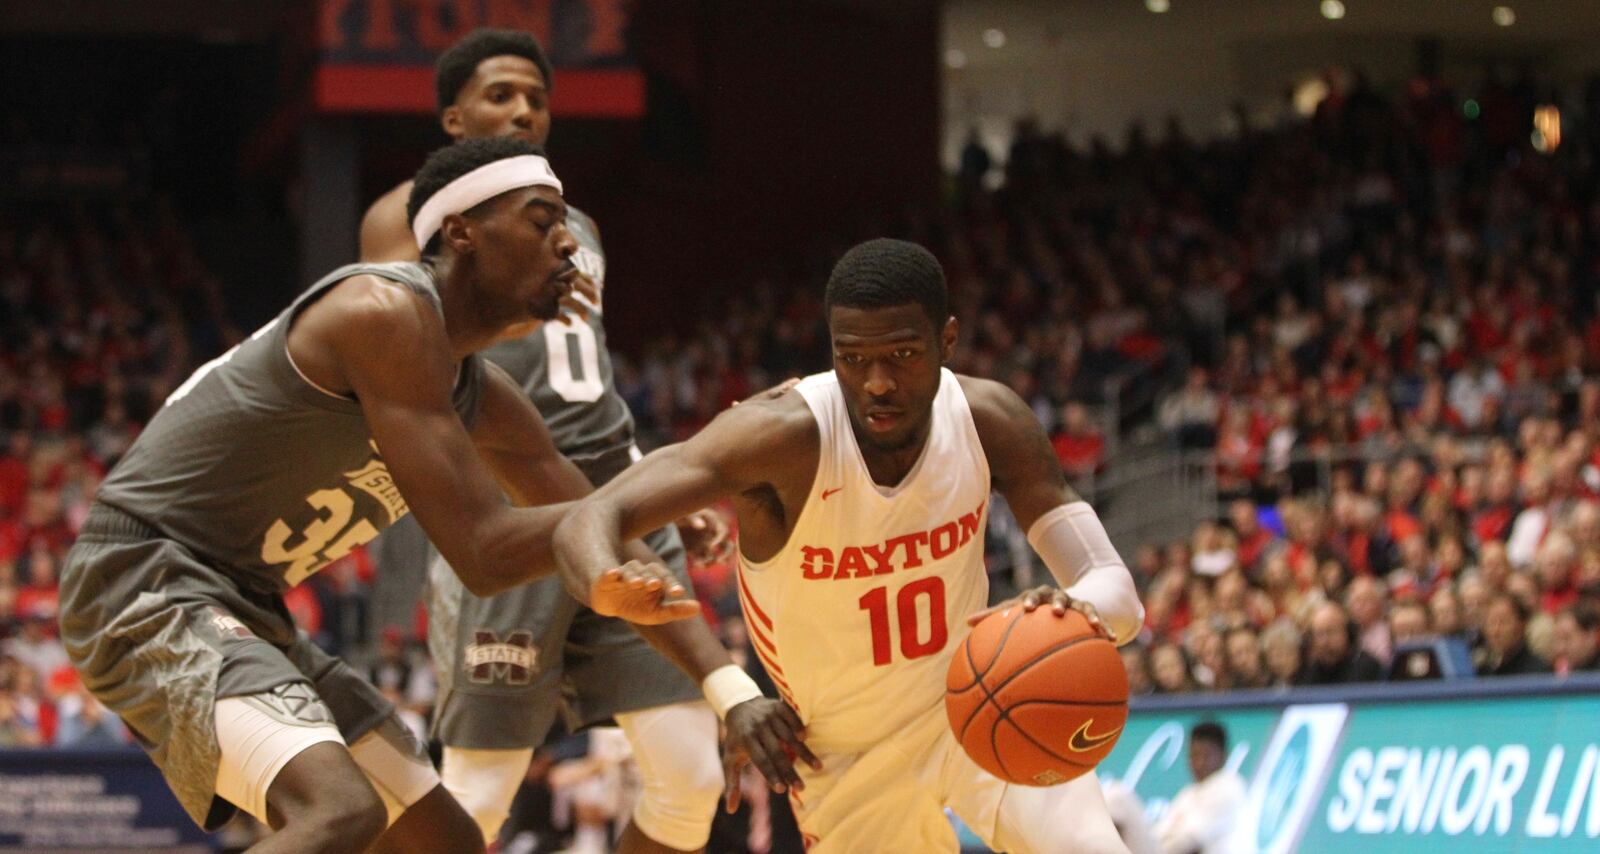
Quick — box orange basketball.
[945,604,1129,786]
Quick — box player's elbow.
[457,565,510,598]
[460,549,558,597]
[1108,598,1146,648]
[453,510,564,597]
[443,548,512,598]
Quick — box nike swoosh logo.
[1067,719,1122,753]
[822,487,843,500]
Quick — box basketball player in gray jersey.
[61,139,800,854]
[360,30,765,853]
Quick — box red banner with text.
[316,0,642,117]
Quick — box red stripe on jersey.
[745,615,782,661]
[736,567,775,631]
[735,581,785,670]
[763,662,793,693]
[748,629,787,680]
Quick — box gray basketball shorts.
[59,504,397,831]
[429,519,701,750]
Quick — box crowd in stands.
[1119,68,1600,694]
[0,197,235,748]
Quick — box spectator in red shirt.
[1533,532,1580,614]
[1228,499,1277,573]
[0,433,30,518]
[13,542,59,622]
[1473,466,1519,544]
[1051,402,1106,480]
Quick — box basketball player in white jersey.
[556,239,1142,852]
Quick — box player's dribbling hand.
[722,697,821,812]
[588,561,702,625]
[967,586,1116,642]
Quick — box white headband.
[411,154,564,250]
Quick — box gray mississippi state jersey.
[481,207,633,458]
[96,262,487,595]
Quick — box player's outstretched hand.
[967,585,1116,642]
[588,561,702,625]
[677,508,733,564]
[722,697,821,812]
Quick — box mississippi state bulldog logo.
[464,629,538,685]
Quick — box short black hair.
[408,136,548,255]
[1191,721,1228,751]
[435,28,553,112]
[824,238,948,330]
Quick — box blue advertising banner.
[1097,676,1600,853]
[0,751,213,852]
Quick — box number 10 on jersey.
[858,577,948,666]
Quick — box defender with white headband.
[409,153,562,250]
[357,29,768,853]
[58,137,729,854]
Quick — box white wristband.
[702,665,764,719]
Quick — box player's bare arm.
[359,181,422,263]
[287,274,687,621]
[472,357,691,577]
[960,375,1145,644]
[555,390,818,593]
[474,358,742,685]
[554,391,822,799]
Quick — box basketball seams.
[953,606,1028,744]
[981,633,1105,702]
[989,710,1018,782]
[977,605,1027,678]
[950,605,1025,693]
[952,613,1116,761]
[997,717,1097,771]
[999,698,1127,708]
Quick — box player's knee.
[459,796,513,843]
[310,785,388,850]
[620,702,722,848]
[440,747,530,843]
[652,738,724,806]
[632,739,721,848]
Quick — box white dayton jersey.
[737,368,991,754]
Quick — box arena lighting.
[1321,0,1346,20]
[1146,0,1171,13]
[1493,5,1516,26]
[945,48,968,69]
[1533,104,1561,153]
[983,28,1006,48]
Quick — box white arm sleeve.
[1027,502,1145,645]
